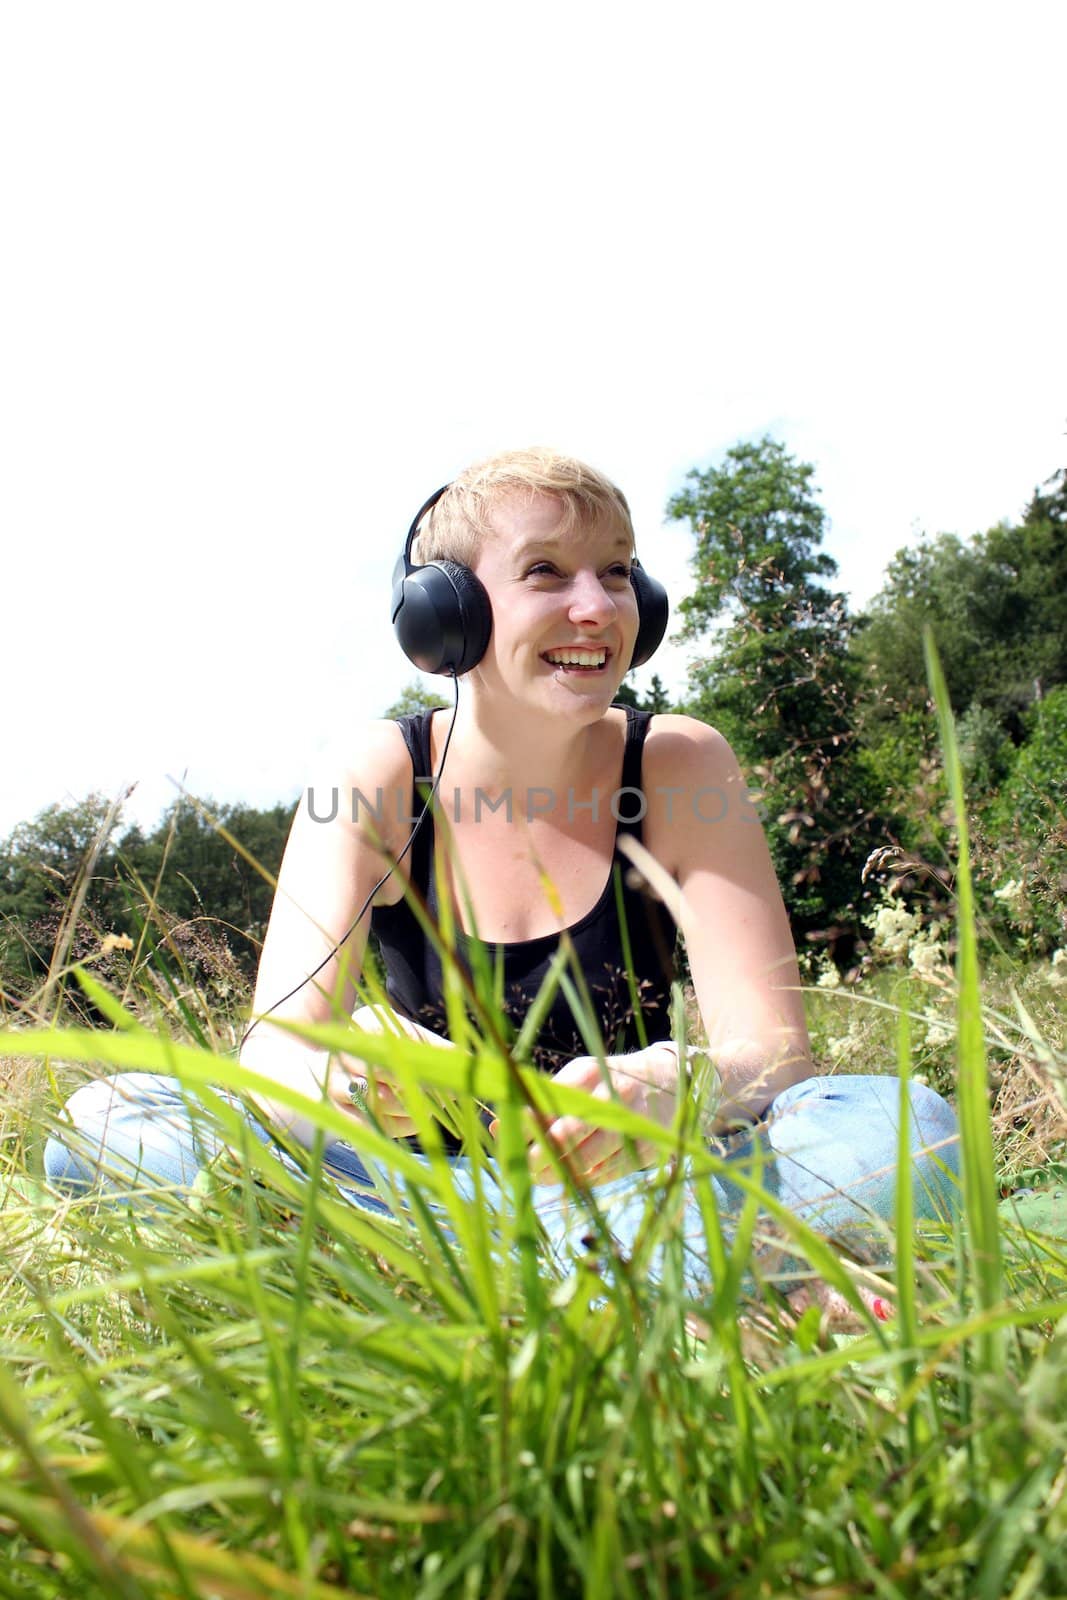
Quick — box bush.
[978,686,1067,955]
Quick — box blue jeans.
[43,1073,960,1294]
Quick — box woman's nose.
[567,569,618,625]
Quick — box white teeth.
[545,649,607,667]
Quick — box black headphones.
[391,485,669,676]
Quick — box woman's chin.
[545,673,621,712]
[541,662,619,696]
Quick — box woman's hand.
[324,1052,417,1140]
[327,1005,429,1140]
[245,1004,452,1145]
[327,1003,452,1140]
[523,1043,681,1186]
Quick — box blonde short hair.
[412,447,635,567]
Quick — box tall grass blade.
[924,627,1004,1374]
[892,991,924,1455]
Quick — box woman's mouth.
[541,647,610,674]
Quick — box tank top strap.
[616,706,653,840]
[392,711,437,894]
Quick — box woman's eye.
[523,561,631,581]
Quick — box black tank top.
[370,707,677,1076]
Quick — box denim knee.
[899,1078,961,1217]
[764,1073,961,1228]
[44,1071,395,1215]
[44,1072,225,1195]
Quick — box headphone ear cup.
[391,559,493,676]
[628,562,670,669]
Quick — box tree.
[667,437,877,944]
[0,795,129,989]
[0,793,295,995]
[977,684,1067,954]
[614,672,675,713]
[383,681,449,719]
[120,799,292,976]
[852,534,990,721]
[643,672,673,713]
[854,464,1067,741]
[843,460,1067,952]
[854,531,1035,747]
[0,796,123,929]
[983,465,1067,707]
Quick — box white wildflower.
[816,961,841,990]
[910,932,949,982]
[923,1013,955,1049]
[993,878,1024,904]
[867,898,920,960]
[910,943,941,979]
[825,1016,866,1063]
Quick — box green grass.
[1,661,1066,1597]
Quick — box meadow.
[0,686,1065,1599]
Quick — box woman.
[46,448,960,1312]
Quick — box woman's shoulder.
[303,718,422,855]
[314,717,416,787]
[640,714,756,873]
[641,712,740,780]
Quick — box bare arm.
[239,721,433,1143]
[645,715,811,1128]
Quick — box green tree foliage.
[854,465,1067,742]
[849,462,1067,910]
[125,799,293,963]
[0,796,122,928]
[854,535,993,717]
[984,465,1067,707]
[0,796,293,995]
[644,673,673,713]
[667,437,878,942]
[976,684,1067,954]
[383,681,449,719]
[852,528,1035,759]
[0,796,124,989]
[850,462,1067,952]
[614,672,674,713]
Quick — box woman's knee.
[763,1072,961,1224]
[44,1072,221,1195]
[906,1078,958,1140]
[901,1078,961,1214]
[772,1073,957,1141]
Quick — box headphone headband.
[401,485,451,572]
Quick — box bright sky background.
[2,2,1064,841]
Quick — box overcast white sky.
[2,2,1064,841]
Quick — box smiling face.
[470,491,639,717]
